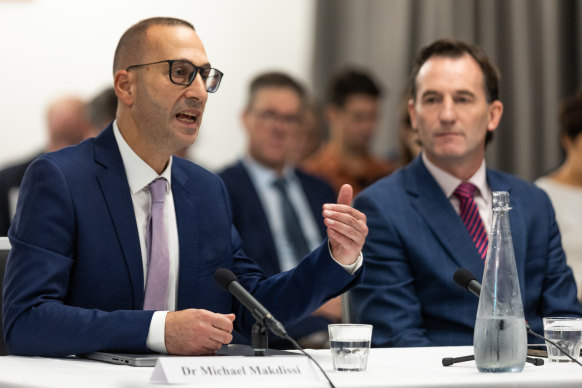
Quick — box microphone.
[214,268,287,338]
[453,268,481,297]
[214,268,338,388]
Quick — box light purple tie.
[454,182,489,260]
[143,178,169,310]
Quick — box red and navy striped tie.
[454,182,488,260]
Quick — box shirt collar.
[242,155,295,187]
[421,152,488,199]
[113,120,172,194]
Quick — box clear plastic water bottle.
[473,191,527,373]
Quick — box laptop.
[79,344,296,366]
[78,352,162,367]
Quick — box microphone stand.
[442,354,544,367]
[442,324,548,367]
[251,321,269,356]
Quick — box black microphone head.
[453,268,477,290]
[214,268,238,290]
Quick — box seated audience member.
[0,96,92,235]
[87,87,118,136]
[2,17,367,357]
[302,68,397,196]
[219,72,340,348]
[288,99,327,165]
[536,90,582,302]
[397,94,421,166]
[350,38,582,347]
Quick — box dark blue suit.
[219,161,335,275]
[351,156,581,347]
[2,125,360,357]
[219,161,336,343]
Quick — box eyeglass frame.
[125,59,224,93]
[250,109,302,126]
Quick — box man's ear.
[487,100,503,132]
[241,109,252,134]
[408,99,417,131]
[114,70,134,107]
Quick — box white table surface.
[0,346,581,387]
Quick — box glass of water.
[328,324,373,372]
[542,317,582,362]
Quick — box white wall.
[0,0,315,171]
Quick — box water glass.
[328,324,373,372]
[542,317,582,362]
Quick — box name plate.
[150,355,326,385]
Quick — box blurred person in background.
[87,87,118,136]
[219,72,340,348]
[398,93,422,166]
[0,96,92,235]
[536,90,582,302]
[302,68,397,195]
[288,99,326,165]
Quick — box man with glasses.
[3,17,367,357]
[219,72,340,348]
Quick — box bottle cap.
[492,191,511,210]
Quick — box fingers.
[165,309,236,355]
[323,206,367,232]
[336,184,353,206]
[323,188,368,264]
[212,313,235,332]
[323,203,368,249]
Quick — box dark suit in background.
[0,157,36,236]
[220,160,335,274]
[219,160,336,344]
[350,156,582,347]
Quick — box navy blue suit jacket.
[219,160,335,275]
[351,156,581,347]
[2,125,361,357]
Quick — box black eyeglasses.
[252,109,301,126]
[126,59,224,93]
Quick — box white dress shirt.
[113,121,177,353]
[422,153,492,237]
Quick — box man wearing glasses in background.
[219,72,340,348]
[3,17,367,357]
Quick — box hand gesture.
[323,184,368,265]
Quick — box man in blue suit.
[219,72,339,347]
[2,17,368,357]
[350,39,581,347]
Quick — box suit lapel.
[406,158,485,281]
[172,162,201,309]
[94,126,144,308]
